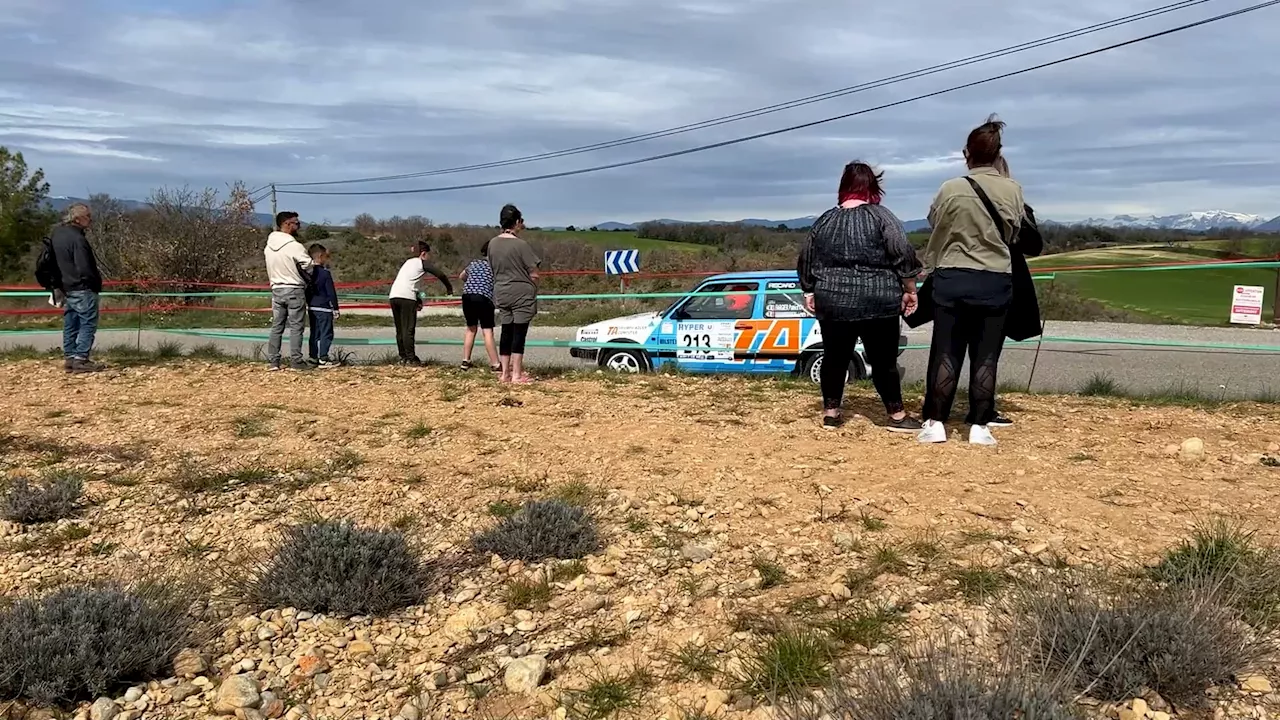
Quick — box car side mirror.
[671,307,690,321]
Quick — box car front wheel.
[801,351,866,384]
[600,349,649,374]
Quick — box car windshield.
[669,281,760,320]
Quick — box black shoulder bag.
[964,177,1042,341]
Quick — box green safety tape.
[139,329,1280,355]
[0,278,1055,302]
[8,257,1280,302]
[1035,260,1280,274]
[2,326,1277,354]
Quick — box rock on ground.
[504,655,549,693]
[214,674,261,715]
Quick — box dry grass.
[1,362,1279,715]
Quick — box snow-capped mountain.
[1073,211,1270,232]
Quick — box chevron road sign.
[604,249,640,275]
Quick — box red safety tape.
[6,255,1274,293]
[0,269,723,291]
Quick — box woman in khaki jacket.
[917,116,1027,446]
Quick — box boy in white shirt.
[388,240,454,365]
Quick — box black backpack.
[34,237,59,291]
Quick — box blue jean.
[267,287,306,365]
[308,310,334,361]
[63,290,100,360]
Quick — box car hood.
[575,312,662,339]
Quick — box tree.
[85,193,129,279]
[89,184,261,288]
[352,213,378,236]
[566,225,577,232]
[0,147,55,278]
[301,223,332,243]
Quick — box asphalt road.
[5,320,1279,399]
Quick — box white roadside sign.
[1229,284,1265,325]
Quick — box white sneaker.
[969,424,997,446]
[917,420,947,444]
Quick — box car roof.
[699,270,798,284]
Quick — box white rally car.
[568,270,907,382]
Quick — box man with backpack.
[40,203,104,373]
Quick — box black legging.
[389,298,418,360]
[819,315,904,414]
[922,302,1007,425]
[500,322,530,356]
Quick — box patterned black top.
[796,204,922,322]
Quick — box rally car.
[568,270,907,383]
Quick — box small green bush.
[2,472,83,523]
[0,582,196,706]
[472,499,601,562]
[563,666,651,720]
[751,556,788,589]
[1152,520,1280,628]
[738,629,832,699]
[821,605,903,649]
[245,519,427,615]
[505,577,553,610]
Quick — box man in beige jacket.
[264,211,314,371]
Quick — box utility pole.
[270,184,278,226]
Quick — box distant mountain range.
[596,217,932,232]
[1067,211,1275,232]
[47,196,275,228]
[597,210,1280,234]
[46,195,1279,235]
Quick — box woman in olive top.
[488,204,541,384]
[918,115,1028,447]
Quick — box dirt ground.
[2,361,1280,719]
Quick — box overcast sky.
[2,0,1278,226]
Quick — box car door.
[669,281,758,373]
[739,279,814,374]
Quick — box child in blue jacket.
[305,244,340,367]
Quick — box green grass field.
[536,230,708,253]
[1031,244,1278,325]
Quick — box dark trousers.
[819,315,904,414]
[500,322,530,356]
[390,299,419,360]
[308,311,334,361]
[923,303,1008,425]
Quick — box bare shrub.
[90,184,262,288]
[472,499,601,562]
[1019,578,1274,705]
[244,519,427,616]
[790,646,1078,720]
[0,581,197,706]
[2,471,83,523]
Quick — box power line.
[275,0,1218,188]
[279,0,1277,197]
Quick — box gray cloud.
[1,0,1277,225]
